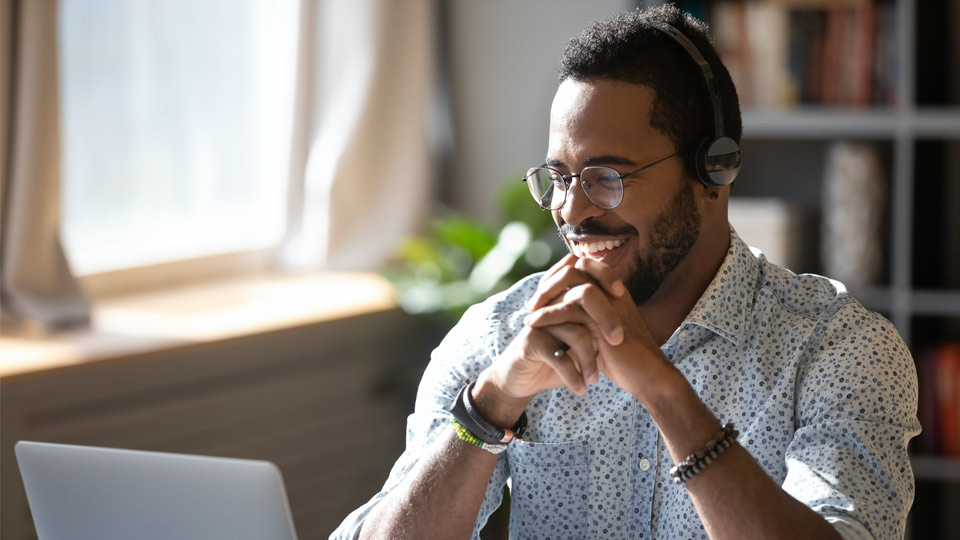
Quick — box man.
[333,6,919,540]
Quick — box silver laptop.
[15,441,298,540]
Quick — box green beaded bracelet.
[451,418,508,455]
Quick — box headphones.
[648,22,741,187]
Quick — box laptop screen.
[16,441,298,540]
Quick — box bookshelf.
[743,108,960,138]
[640,0,960,536]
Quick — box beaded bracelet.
[669,422,739,485]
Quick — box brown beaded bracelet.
[669,422,739,485]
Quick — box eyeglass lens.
[525,167,624,210]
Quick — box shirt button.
[638,458,652,471]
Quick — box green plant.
[383,179,564,322]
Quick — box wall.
[445,0,634,221]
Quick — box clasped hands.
[485,254,671,406]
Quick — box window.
[58,0,299,275]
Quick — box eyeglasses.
[522,149,684,210]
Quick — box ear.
[698,181,727,202]
[697,184,728,218]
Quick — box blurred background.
[1,0,958,538]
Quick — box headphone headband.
[647,21,740,187]
[647,22,724,139]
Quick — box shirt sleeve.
[783,300,921,540]
[329,299,513,540]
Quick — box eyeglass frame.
[521,146,689,211]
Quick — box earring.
[709,191,719,201]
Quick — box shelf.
[743,108,901,138]
[911,290,960,316]
[911,455,960,482]
[844,287,960,318]
[847,287,893,313]
[742,107,960,139]
[841,288,960,320]
[912,109,960,137]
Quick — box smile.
[572,238,624,259]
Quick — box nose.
[558,176,605,226]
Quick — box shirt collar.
[679,227,758,346]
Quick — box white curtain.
[0,0,89,331]
[282,0,436,271]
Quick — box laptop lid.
[15,441,298,540]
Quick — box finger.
[525,301,591,328]
[544,323,599,386]
[526,326,589,396]
[526,285,624,345]
[529,264,596,311]
[545,253,579,277]
[564,284,624,345]
[539,346,589,396]
[529,258,625,311]
[537,254,579,290]
[527,255,578,310]
[573,257,626,298]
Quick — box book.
[728,198,804,270]
[917,342,960,456]
[709,0,895,107]
[821,141,886,289]
[937,344,960,456]
[917,348,941,453]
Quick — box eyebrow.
[544,155,638,169]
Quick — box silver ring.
[553,345,569,358]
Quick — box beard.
[559,181,702,304]
[624,182,701,303]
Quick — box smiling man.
[333,6,919,540]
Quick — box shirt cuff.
[824,514,874,540]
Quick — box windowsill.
[0,272,397,381]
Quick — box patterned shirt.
[332,229,920,540]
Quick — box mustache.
[559,220,636,238]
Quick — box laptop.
[15,441,298,540]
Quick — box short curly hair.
[559,5,742,179]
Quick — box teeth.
[574,239,623,256]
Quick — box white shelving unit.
[741,103,960,344]
[722,3,960,324]
[636,0,960,531]
[644,0,960,536]
[734,0,960,346]
[735,0,960,537]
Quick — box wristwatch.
[448,382,527,445]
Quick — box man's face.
[547,78,701,304]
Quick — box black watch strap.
[449,382,527,445]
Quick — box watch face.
[482,443,509,455]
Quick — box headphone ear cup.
[693,136,713,186]
[685,138,708,184]
[696,136,741,187]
